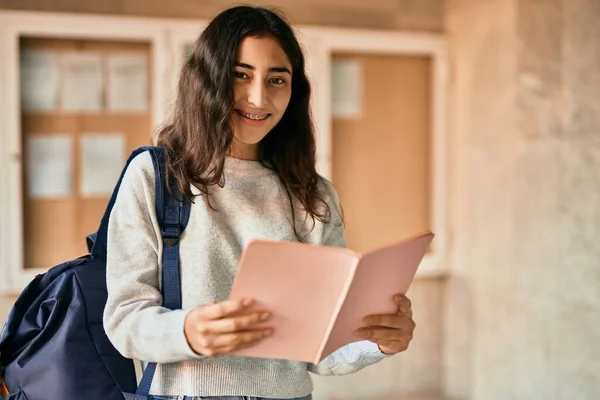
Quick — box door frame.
[0,11,171,293]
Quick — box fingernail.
[242,298,254,306]
[363,316,375,325]
[260,312,271,320]
[264,329,274,336]
[355,329,365,338]
[394,294,403,303]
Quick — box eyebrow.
[235,62,292,75]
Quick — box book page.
[228,240,359,364]
[320,232,434,358]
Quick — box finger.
[197,329,273,353]
[363,314,415,330]
[220,331,270,353]
[374,339,396,349]
[203,311,271,334]
[196,298,255,320]
[371,338,410,353]
[209,336,265,356]
[355,326,413,341]
[394,294,412,313]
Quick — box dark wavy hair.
[156,5,330,241]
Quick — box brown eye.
[269,77,285,85]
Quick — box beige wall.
[0,0,444,32]
[445,0,600,399]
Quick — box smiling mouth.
[235,109,271,121]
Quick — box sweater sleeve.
[102,152,202,363]
[308,178,392,375]
[319,178,346,248]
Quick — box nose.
[247,80,268,108]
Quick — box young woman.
[103,5,416,400]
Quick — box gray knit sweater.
[103,152,390,398]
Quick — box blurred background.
[0,1,598,399]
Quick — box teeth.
[239,110,269,120]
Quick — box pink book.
[227,231,434,364]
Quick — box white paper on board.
[26,135,73,198]
[62,53,104,111]
[331,59,363,118]
[80,134,125,196]
[20,50,61,111]
[108,53,148,112]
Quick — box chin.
[236,136,265,145]
[236,130,272,145]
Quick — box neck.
[228,139,258,161]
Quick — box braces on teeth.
[239,111,269,120]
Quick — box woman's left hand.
[355,294,415,355]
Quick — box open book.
[228,231,434,364]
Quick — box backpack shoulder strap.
[146,147,190,310]
[134,147,190,397]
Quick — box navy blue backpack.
[0,146,191,400]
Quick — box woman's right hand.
[183,298,273,356]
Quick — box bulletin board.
[331,53,432,253]
[20,37,153,269]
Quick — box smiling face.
[230,35,293,160]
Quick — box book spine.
[314,257,360,363]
